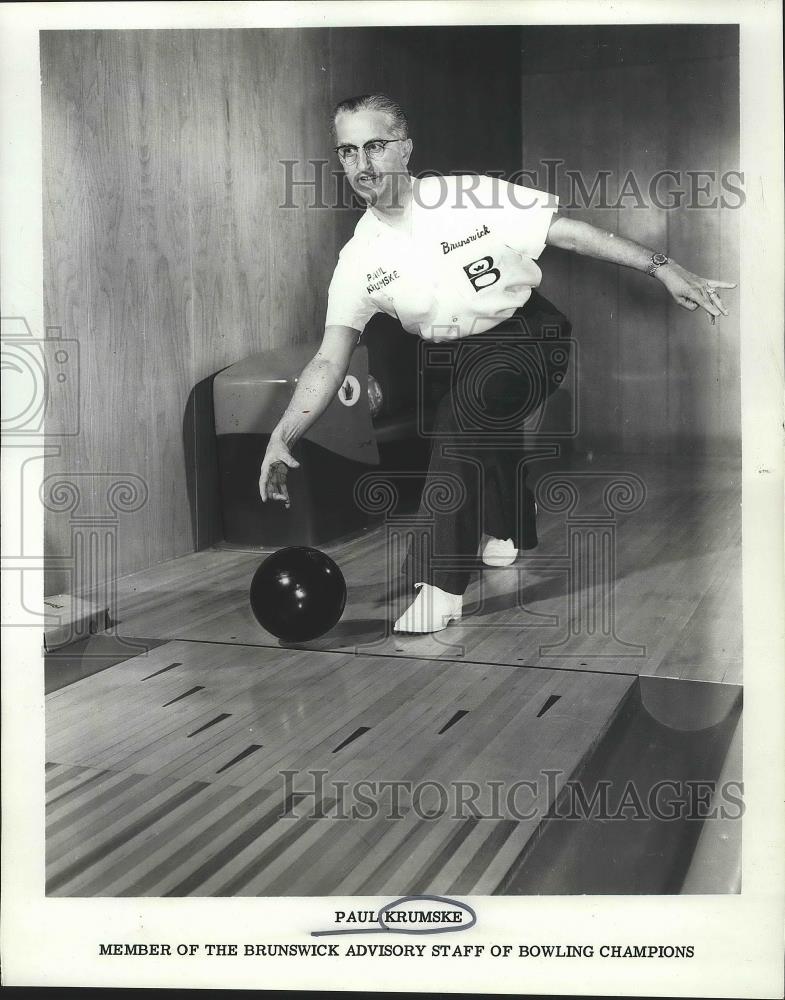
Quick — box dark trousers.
[402,290,572,596]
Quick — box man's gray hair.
[330,94,409,140]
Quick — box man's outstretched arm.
[259,324,359,507]
[545,215,736,323]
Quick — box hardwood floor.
[46,641,634,896]
[105,453,742,684]
[44,452,742,896]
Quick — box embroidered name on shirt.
[441,224,491,255]
[367,266,400,294]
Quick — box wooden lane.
[48,640,391,775]
[44,456,740,896]
[655,556,742,682]
[46,642,483,892]
[181,668,559,896]
[102,786,279,897]
[48,641,515,788]
[46,769,207,874]
[103,454,742,684]
[46,640,635,895]
[48,768,250,897]
[309,670,631,897]
[261,673,567,896]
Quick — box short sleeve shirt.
[325,174,558,341]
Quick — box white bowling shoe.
[481,536,518,567]
[393,582,463,634]
[481,502,538,567]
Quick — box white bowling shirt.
[325,174,558,341]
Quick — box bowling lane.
[106,454,742,684]
[45,639,635,896]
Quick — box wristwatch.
[646,252,670,277]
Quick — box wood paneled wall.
[42,28,523,594]
[520,26,740,456]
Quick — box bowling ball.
[249,546,347,641]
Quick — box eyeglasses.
[333,138,406,165]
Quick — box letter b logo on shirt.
[463,256,501,292]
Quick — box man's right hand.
[257,326,359,508]
[259,435,300,507]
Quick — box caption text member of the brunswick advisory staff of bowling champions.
[259,93,735,634]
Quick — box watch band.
[646,252,670,277]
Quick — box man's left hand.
[656,262,736,324]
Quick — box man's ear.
[401,138,413,167]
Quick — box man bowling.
[259,93,735,634]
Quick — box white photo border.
[1,1,783,995]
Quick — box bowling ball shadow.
[277,616,390,652]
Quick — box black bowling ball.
[249,546,347,641]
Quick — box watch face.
[652,253,668,266]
